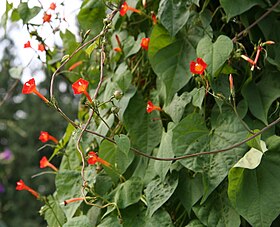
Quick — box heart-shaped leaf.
[197,35,233,76]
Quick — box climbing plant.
[3,0,280,226]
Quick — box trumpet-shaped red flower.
[120,2,141,16]
[87,151,110,167]
[190,58,207,75]
[72,78,93,103]
[22,78,49,103]
[49,2,56,10]
[43,13,51,23]
[39,131,58,144]
[16,179,39,198]
[141,38,150,51]
[24,41,31,48]
[38,43,45,51]
[146,100,162,113]
[69,61,83,71]
[40,156,58,171]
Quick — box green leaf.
[145,172,178,217]
[202,109,247,201]
[148,24,174,60]
[185,219,205,227]
[77,0,105,36]
[172,113,210,172]
[113,177,143,209]
[40,195,66,227]
[85,39,99,57]
[228,136,280,227]
[123,91,162,153]
[220,0,265,22]
[59,128,83,170]
[193,182,240,227]
[56,170,85,219]
[242,80,268,125]
[114,134,130,156]
[113,63,133,92]
[158,0,192,36]
[9,66,23,80]
[197,35,233,76]
[123,33,145,58]
[233,140,267,169]
[122,204,174,226]
[154,125,174,181]
[17,3,41,24]
[99,139,134,175]
[164,92,192,123]
[190,87,205,109]
[176,170,204,214]
[150,39,194,103]
[63,216,91,227]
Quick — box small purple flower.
[0,183,5,193]
[0,148,12,161]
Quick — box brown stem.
[232,0,280,42]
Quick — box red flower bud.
[68,61,83,71]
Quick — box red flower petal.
[39,131,49,143]
[43,13,51,23]
[40,156,49,168]
[141,38,150,51]
[24,41,31,48]
[22,78,36,94]
[120,2,128,16]
[190,58,207,75]
[72,78,89,94]
[49,2,56,10]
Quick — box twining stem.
[232,0,280,42]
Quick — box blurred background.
[0,0,81,226]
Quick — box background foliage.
[1,0,280,226]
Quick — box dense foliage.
[2,0,280,226]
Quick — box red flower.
[146,100,162,113]
[22,78,49,103]
[38,43,45,52]
[69,61,83,71]
[49,2,56,10]
[190,58,207,75]
[87,151,110,167]
[16,179,39,198]
[72,78,93,103]
[43,13,51,23]
[24,41,31,48]
[120,2,141,16]
[141,38,150,51]
[40,156,58,171]
[39,131,58,144]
